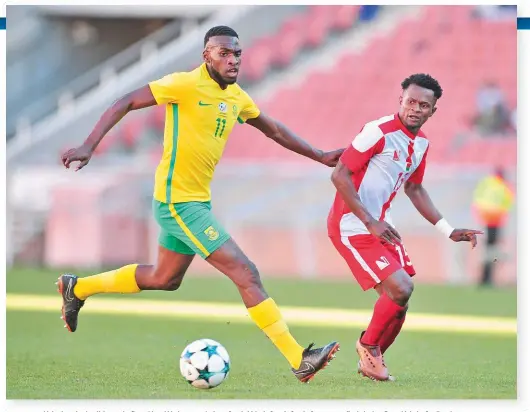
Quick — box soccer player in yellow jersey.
[59,26,342,383]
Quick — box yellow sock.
[248,298,304,369]
[73,264,141,300]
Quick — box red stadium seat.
[271,29,304,67]
[304,7,336,47]
[116,5,515,169]
[240,38,275,82]
[121,117,144,149]
[332,6,361,31]
[151,106,166,130]
[225,5,516,167]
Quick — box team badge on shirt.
[204,226,220,241]
[218,102,227,113]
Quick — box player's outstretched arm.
[61,85,157,171]
[404,181,483,248]
[403,181,443,225]
[331,160,401,244]
[246,113,344,167]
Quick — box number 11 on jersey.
[215,118,226,137]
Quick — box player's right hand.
[366,220,402,245]
[449,228,484,249]
[61,144,93,171]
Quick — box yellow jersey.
[472,175,514,226]
[149,63,260,204]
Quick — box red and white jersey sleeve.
[328,114,430,237]
[340,123,386,176]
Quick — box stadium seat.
[304,7,336,47]
[270,28,305,68]
[116,6,515,168]
[225,6,516,167]
[331,4,361,29]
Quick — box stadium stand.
[239,5,361,81]
[98,5,515,167]
[6,5,517,285]
[228,5,517,167]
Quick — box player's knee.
[163,276,183,291]
[384,270,413,305]
[393,277,413,305]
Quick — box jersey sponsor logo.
[198,101,212,106]
[204,226,220,241]
[218,102,228,113]
[375,256,390,270]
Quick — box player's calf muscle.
[133,264,158,290]
[225,262,268,306]
[232,260,261,288]
[134,247,195,291]
[135,264,185,291]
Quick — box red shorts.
[330,234,416,291]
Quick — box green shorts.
[153,199,230,259]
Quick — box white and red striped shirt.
[328,113,430,237]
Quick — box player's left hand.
[320,148,345,167]
[449,229,484,249]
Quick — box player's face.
[398,84,437,130]
[203,36,242,85]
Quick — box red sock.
[361,294,405,346]
[380,311,406,354]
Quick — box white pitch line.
[6,294,517,335]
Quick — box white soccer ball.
[179,338,230,389]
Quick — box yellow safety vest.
[472,176,514,226]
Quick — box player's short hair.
[401,73,443,100]
[204,26,239,46]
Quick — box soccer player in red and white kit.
[328,74,483,381]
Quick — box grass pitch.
[6,267,517,399]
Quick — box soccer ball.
[179,339,230,389]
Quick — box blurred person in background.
[510,107,517,133]
[473,80,512,136]
[472,167,514,286]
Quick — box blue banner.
[518,17,530,30]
